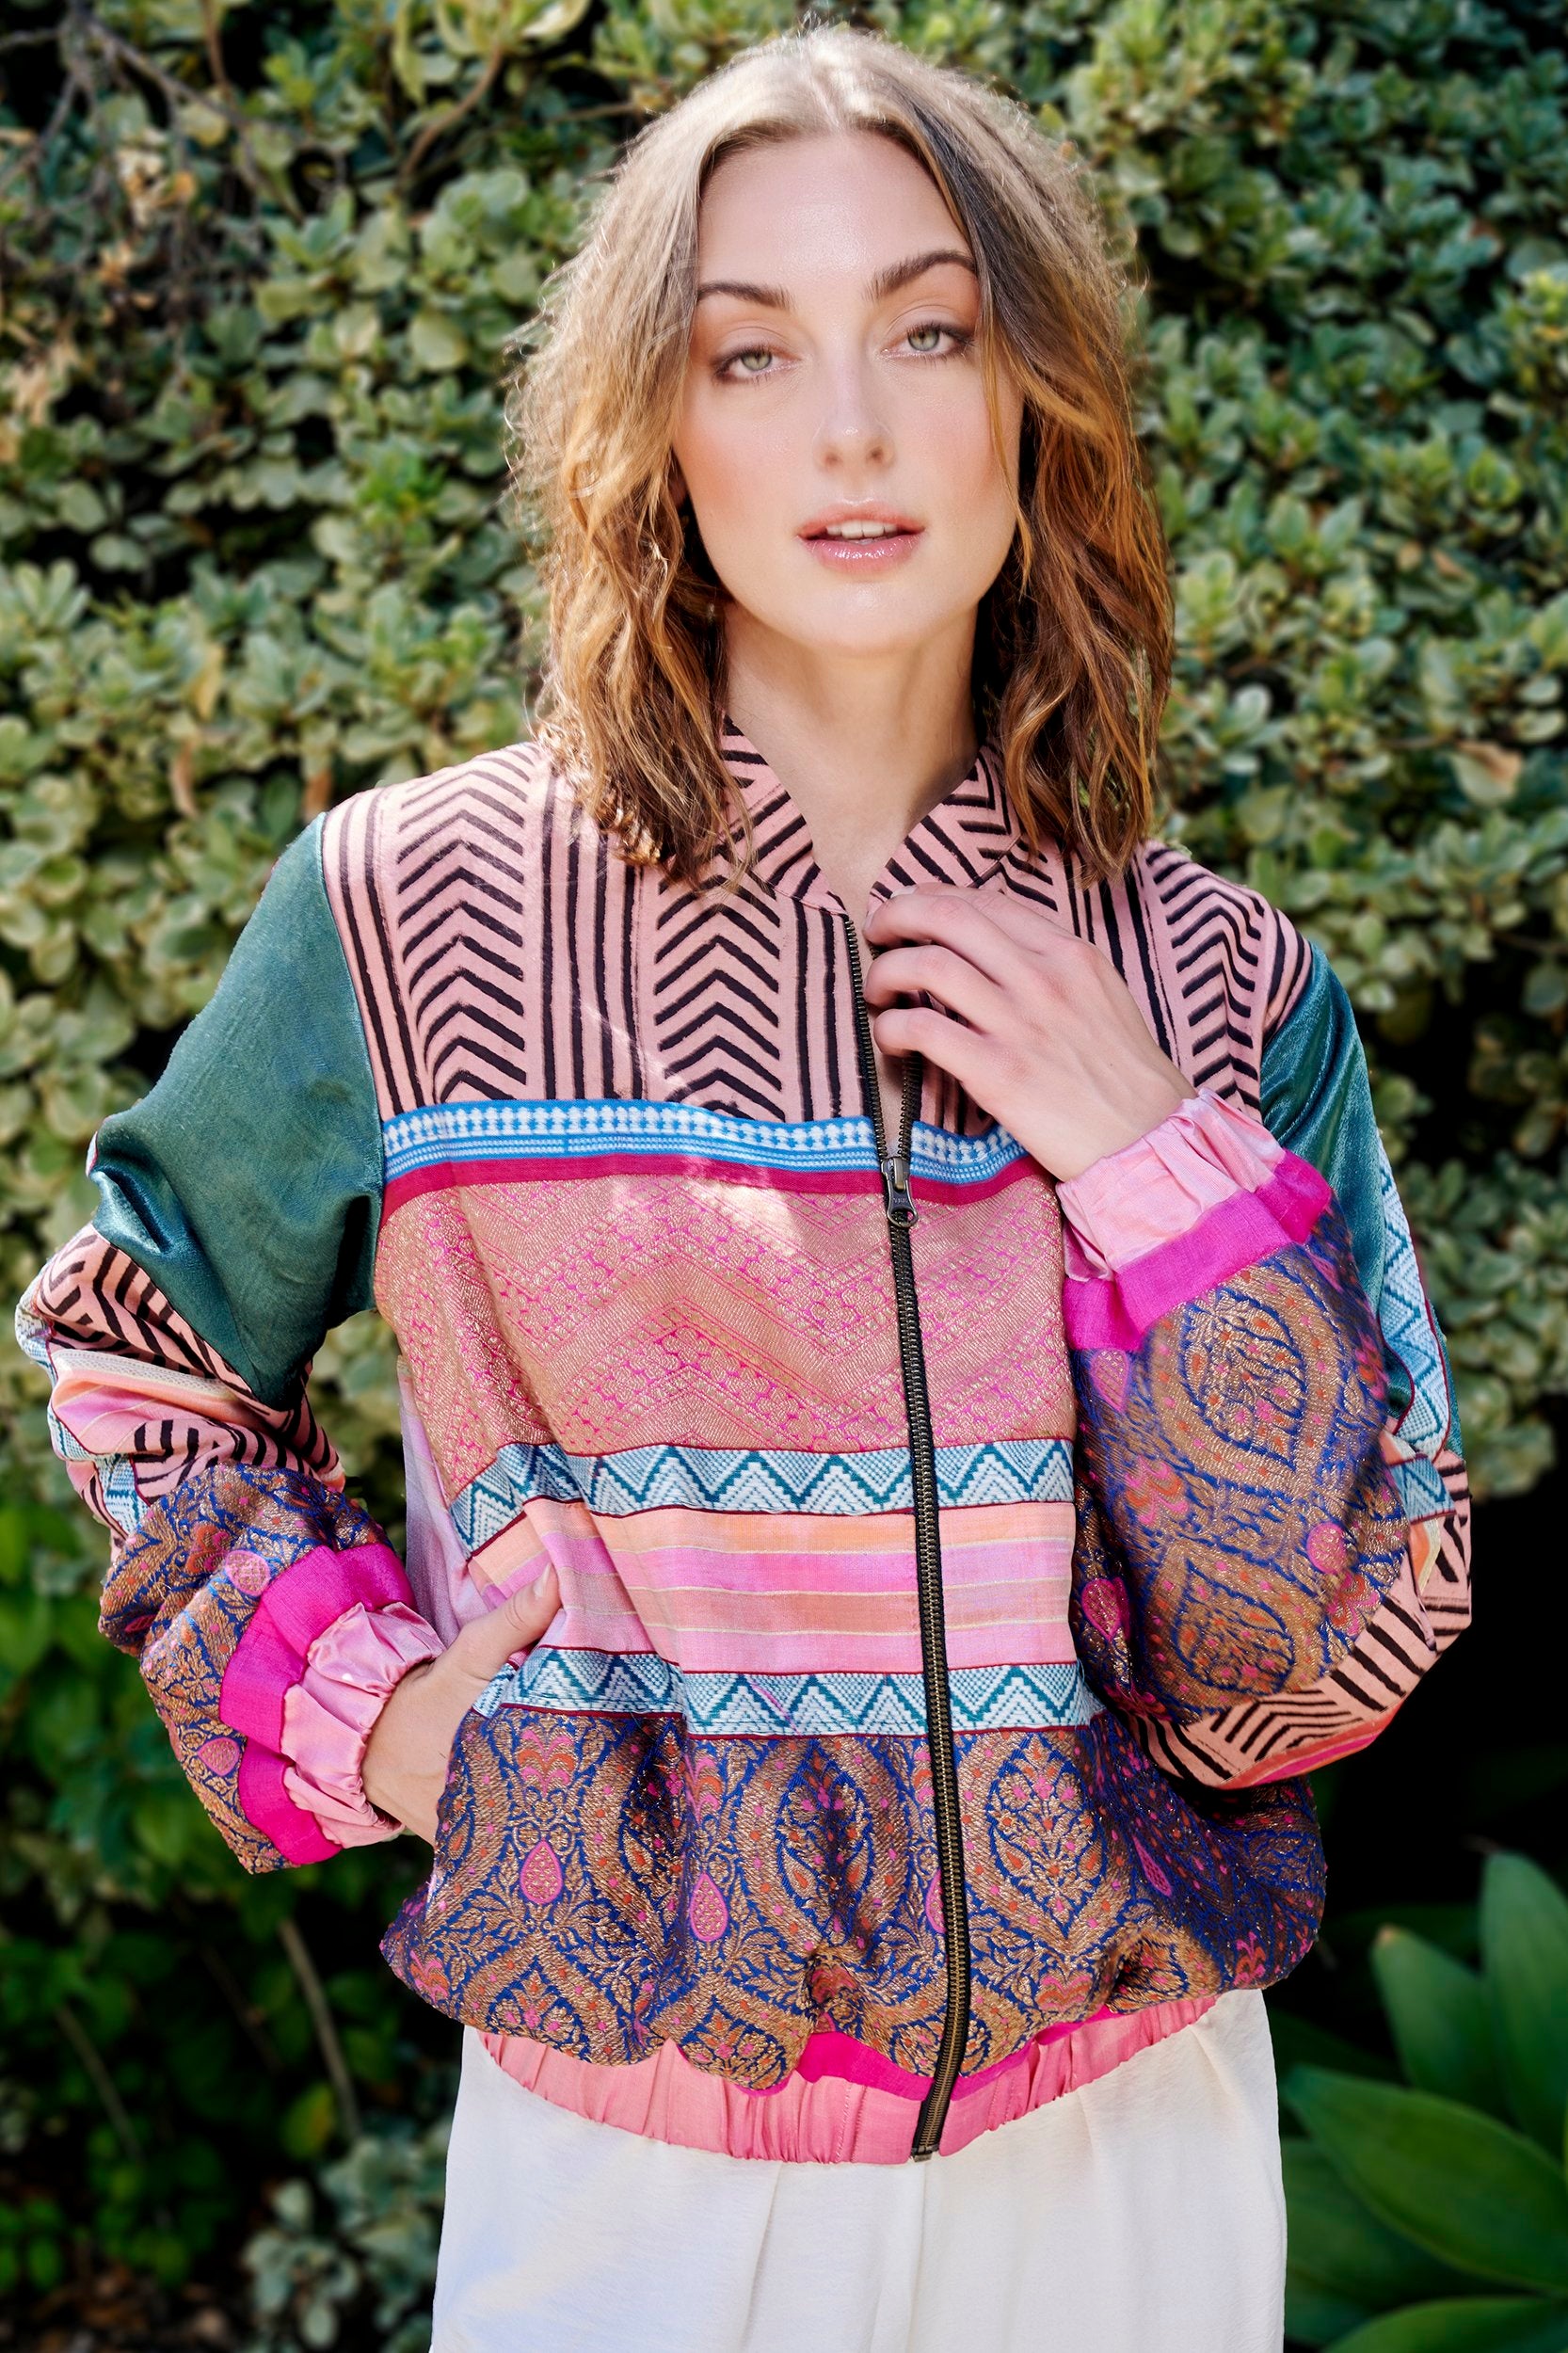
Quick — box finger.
[870,1002,993,1095]
[860,941,1008,1032]
[864,890,1028,990]
[448,1563,561,1682]
[943,888,1117,985]
[869,886,1079,968]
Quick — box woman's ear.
[668,455,689,508]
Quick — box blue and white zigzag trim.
[1375,1142,1457,1457]
[478,1648,1101,1737]
[451,1435,1075,1555]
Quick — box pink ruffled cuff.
[280,1601,445,1845]
[219,1542,443,1862]
[1056,1087,1284,1279]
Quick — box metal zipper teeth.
[841,920,972,2162]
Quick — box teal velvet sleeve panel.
[1260,946,1384,1311]
[1259,943,1460,1456]
[89,818,383,1409]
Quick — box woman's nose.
[812,360,891,472]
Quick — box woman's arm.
[1056,945,1470,1787]
[862,883,1470,1791]
[16,823,448,1871]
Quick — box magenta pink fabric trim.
[481,1995,1217,2164]
[1063,1157,1332,1353]
[1057,1087,1282,1277]
[382,1147,1033,1222]
[220,1543,408,1749]
[218,1542,421,1854]
[751,2009,1114,2101]
[235,1742,338,1865]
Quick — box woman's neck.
[722,618,980,925]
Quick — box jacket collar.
[716,715,1023,912]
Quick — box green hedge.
[1,0,1564,2330]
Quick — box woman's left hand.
[861,886,1193,1183]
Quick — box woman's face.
[672,130,1023,672]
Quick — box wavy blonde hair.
[509,24,1173,888]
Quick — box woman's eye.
[718,347,776,380]
[902,321,966,357]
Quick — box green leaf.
[1330,2297,1568,2353]
[131,1785,204,1869]
[1373,1929,1508,2117]
[1481,1855,1568,2153]
[1449,744,1524,807]
[0,1590,54,1683]
[1286,2069,1568,2294]
[1272,2004,1400,2084]
[280,2081,337,2161]
[520,0,594,39]
[407,311,470,372]
[1286,2141,1470,2323]
[1293,2281,1377,2348]
[56,482,107,534]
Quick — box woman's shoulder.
[1121,832,1316,1049]
[319,733,597,886]
[312,735,616,1114]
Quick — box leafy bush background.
[1,0,1564,2341]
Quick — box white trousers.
[432,1991,1286,2353]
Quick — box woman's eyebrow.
[695,278,793,309]
[866,247,977,301]
[694,248,978,312]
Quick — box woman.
[20,26,1471,2352]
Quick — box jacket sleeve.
[15,820,443,1872]
[1058,940,1471,1789]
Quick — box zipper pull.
[880,1148,918,1228]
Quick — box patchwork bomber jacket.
[21,728,1472,2164]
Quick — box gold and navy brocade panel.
[381,1702,1323,2082]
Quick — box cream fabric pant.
[431,1990,1286,2353]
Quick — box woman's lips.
[800,525,924,571]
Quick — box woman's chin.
[729,596,969,670]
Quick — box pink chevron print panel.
[321,732,1309,1132]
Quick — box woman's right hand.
[362,1565,561,1842]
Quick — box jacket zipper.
[842,919,972,2161]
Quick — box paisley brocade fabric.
[382,1702,1321,2081]
[99,1465,391,1871]
[1069,1195,1409,1721]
